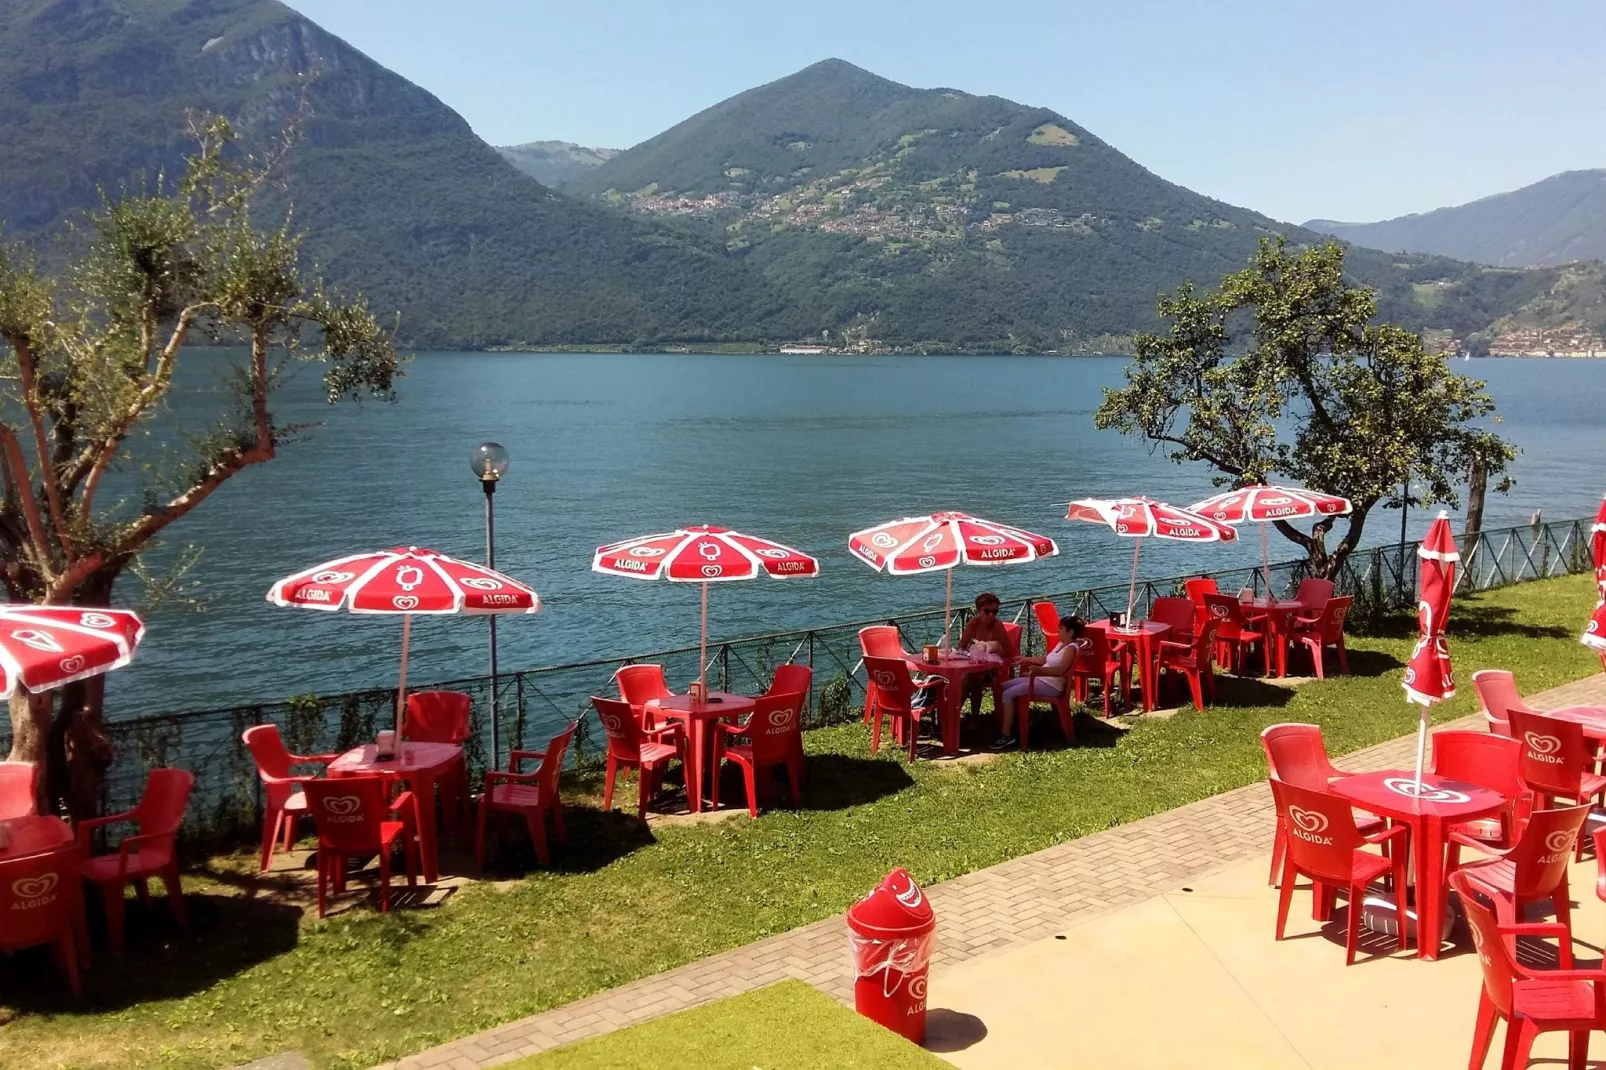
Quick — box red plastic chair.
[615,664,674,730]
[0,760,38,820]
[592,696,683,820]
[1270,778,1407,965]
[1015,661,1079,751]
[1183,577,1218,608]
[1261,723,1383,885]
[859,626,908,725]
[712,691,806,816]
[1203,593,1266,676]
[0,844,84,995]
[302,776,419,917]
[403,690,473,832]
[242,724,337,872]
[766,664,813,784]
[1294,578,1335,615]
[1159,618,1218,711]
[1452,869,1600,1070]
[1475,669,1533,739]
[1451,803,1590,939]
[77,768,193,957]
[1150,596,1196,643]
[1435,730,1527,863]
[1032,601,1061,653]
[863,655,946,760]
[1509,708,1606,859]
[1070,627,1123,717]
[476,721,575,868]
[1290,596,1351,679]
[987,621,1023,716]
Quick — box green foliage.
[1095,239,1517,575]
[0,573,1592,1069]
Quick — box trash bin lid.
[847,867,935,937]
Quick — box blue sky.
[288,0,1604,224]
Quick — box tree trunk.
[53,568,121,823]
[7,689,53,811]
[1466,459,1488,540]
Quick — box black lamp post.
[471,442,510,767]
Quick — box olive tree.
[1095,238,1514,578]
[0,117,399,817]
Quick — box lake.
[114,353,1604,718]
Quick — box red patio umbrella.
[268,546,540,733]
[1582,496,1606,655]
[847,512,1058,646]
[1404,512,1459,787]
[0,605,144,698]
[592,526,819,694]
[1064,497,1236,627]
[1189,484,1352,595]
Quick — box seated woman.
[958,592,1011,717]
[991,616,1087,751]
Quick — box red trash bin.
[846,867,936,1043]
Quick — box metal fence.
[10,513,1595,850]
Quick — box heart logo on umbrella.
[11,873,57,900]
[79,612,116,630]
[701,565,722,578]
[323,795,362,816]
[459,577,504,590]
[1525,732,1562,756]
[1287,806,1328,834]
[59,655,86,675]
[392,596,419,611]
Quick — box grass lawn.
[0,574,1598,1069]
[503,980,945,1070]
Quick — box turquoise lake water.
[112,353,1605,717]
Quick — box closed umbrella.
[1404,512,1459,788]
[593,526,819,694]
[1582,496,1606,655]
[1189,484,1352,596]
[847,512,1058,646]
[0,605,144,697]
[268,546,540,735]
[1064,497,1236,627]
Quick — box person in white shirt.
[990,616,1086,751]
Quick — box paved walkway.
[381,673,1606,1070]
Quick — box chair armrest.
[716,720,751,739]
[389,790,420,827]
[644,723,681,741]
[1447,830,1509,854]
[76,809,137,849]
[508,749,545,761]
[1363,824,1409,849]
[289,751,339,765]
[484,769,541,789]
[1502,921,1576,970]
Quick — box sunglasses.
[979,606,998,614]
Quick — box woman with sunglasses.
[957,592,1011,718]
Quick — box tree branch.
[0,422,55,585]
[13,338,74,561]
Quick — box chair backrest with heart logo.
[0,843,80,951]
[1269,778,1366,884]
[1500,803,1591,896]
[858,625,906,660]
[766,663,813,701]
[1450,870,1520,1016]
[590,696,653,762]
[742,692,805,764]
[0,761,38,821]
[1312,596,1352,643]
[1260,723,1342,791]
[303,776,389,851]
[862,656,922,714]
[1473,669,1531,738]
[527,722,577,799]
[404,691,472,744]
[1202,594,1249,637]
[1507,709,1594,797]
[1431,730,1522,800]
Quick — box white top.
[1032,640,1079,695]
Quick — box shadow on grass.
[1339,648,1405,679]
[1209,676,1300,709]
[0,891,301,1013]
[795,753,916,812]
[1358,603,1574,643]
[479,803,658,877]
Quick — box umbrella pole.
[699,581,709,695]
[395,613,412,736]
[1413,707,1429,790]
[1126,539,1142,626]
[1262,524,1271,597]
[944,568,953,648]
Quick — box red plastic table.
[0,816,89,965]
[1538,705,1606,741]
[1330,769,1507,960]
[329,741,461,882]
[1085,620,1171,711]
[1241,599,1304,677]
[650,692,756,813]
[902,652,1003,755]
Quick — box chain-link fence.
[6,513,1594,850]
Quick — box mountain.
[497,140,619,188]
[568,59,1588,349]
[0,0,799,348]
[1306,170,1606,268]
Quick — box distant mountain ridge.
[0,0,797,348]
[1306,170,1606,267]
[565,58,1582,348]
[497,140,619,188]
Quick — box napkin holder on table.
[375,730,398,761]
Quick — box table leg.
[687,718,706,814]
[942,679,961,756]
[1138,637,1156,712]
[415,773,440,883]
[1420,816,1445,961]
